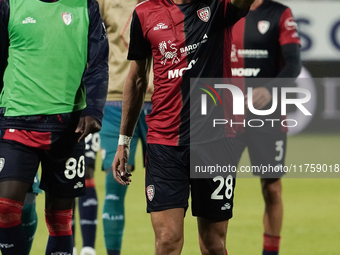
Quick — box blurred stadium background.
[31,0,340,254]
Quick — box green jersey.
[0,0,89,117]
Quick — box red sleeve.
[279,8,301,46]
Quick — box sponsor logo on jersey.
[258,20,270,34]
[221,203,231,210]
[197,7,210,22]
[62,12,72,26]
[147,185,155,201]
[232,68,261,77]
[168,58,198,79]
[0,158,4,172]
[154,23,169,30]
[231,45,269,61]
[22,17,36,24]
[180,35,208,57]
[238,49,268,58]
[180,42,200,54]
[51,252,71,255]
[285,17,297,31]
[159,40,180,65]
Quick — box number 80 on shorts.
[64,155,85,180]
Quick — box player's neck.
[250,0,264,10]
[172,0,194,4]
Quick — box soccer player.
[1,13,42,255]
[97,0,153,254]
[112,0,254,254]
[231,0,301,254]
[0,1,108,255]
[72,133,101,255]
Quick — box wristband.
[118,134,132,147]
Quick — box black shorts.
[234,129,287,178]
[0,122,86,198]
[145,138,236,221]
[84,132,100,168]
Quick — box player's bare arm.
[231,0,255,10]
[112,58,151,186]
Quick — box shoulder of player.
[0,0,9,12]
[87,0,100,13]
[133,0,160,25]
[0,0,10,27]
[0,0,9,6]
[135,0,162,14]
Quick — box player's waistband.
[0,110,81,132]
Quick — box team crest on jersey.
[197,7,210,22]
[159,40,180,65]
[146,185,155,201]
[0,158,4,172]
[257,20,270,34]
[62,12,72,26]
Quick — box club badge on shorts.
[147,185,155,201]
[197,7,211,22]
[258,20,270,34]
[62,12,72,26]
[0,158,5,172]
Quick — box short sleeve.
[278,8,301,46]
[127,10,152,60]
